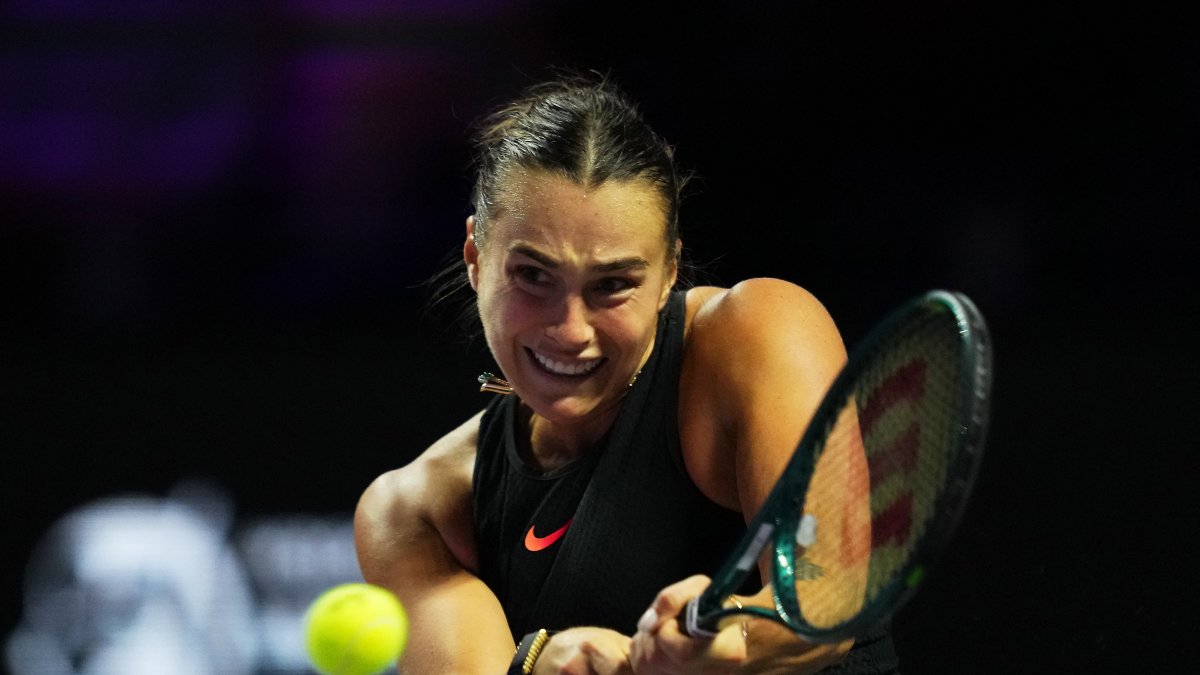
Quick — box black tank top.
[472,291,899,672]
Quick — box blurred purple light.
[283,0,533,20]
[4,0,534,21]
[3,1,244,21]
[0,53,252,199]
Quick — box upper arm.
[686,278,847,517]
[354,414,516,674]
[685,280,863,662]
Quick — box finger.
[706,622,749,664]
[581,637,633,675]
[640,574,712,633]
[652,609,747,666]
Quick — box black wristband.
[508,629,551,675]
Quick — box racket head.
[686,290,991,641]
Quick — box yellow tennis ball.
[304,583,408,675]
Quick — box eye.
[592,277,635,295]
[515,265,551,286]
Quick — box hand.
[628,575,747,675]
[532,626,634,675]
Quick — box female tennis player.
[354,73,899,674]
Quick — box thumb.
[638,574,712,634]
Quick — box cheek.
[604,305,659,352]
[478,286,537,342]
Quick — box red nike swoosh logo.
[524,519,572,552]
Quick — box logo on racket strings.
[861,357,927,550]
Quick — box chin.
[525,390,619,428]
[526,392,596,419]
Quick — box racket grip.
[681,597,719,639]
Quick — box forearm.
[396,577,515,675]
[361,523,513,674]
[740,621,851,675]
[735,588,852,674]
[354,445,513,675]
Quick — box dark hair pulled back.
[427,72,691,337]
[470,72,685,248]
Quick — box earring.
[478,372,514,395]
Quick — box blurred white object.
[238,515,360,671]
[5,478,361,674]
[6,480,259,674]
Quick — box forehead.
[490,170,669,255]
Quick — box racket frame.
[683,289,992,642]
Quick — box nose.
[546,294,594,349]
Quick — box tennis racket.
[683,289,991,642]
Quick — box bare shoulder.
[355,410,484,575]
[686,279,844,370]
[679,281,847,510]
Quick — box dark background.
[3,1,1197,672]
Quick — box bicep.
[355,464,514,674]
[718,282,863,663]
[720,280,848,520]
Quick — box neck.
[519,404,618,472]
[517,317,659,471]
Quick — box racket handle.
[681,597,719,639]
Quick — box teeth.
[533,352,602,376]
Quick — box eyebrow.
[510,244,651,273]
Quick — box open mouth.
[527,348,606,377]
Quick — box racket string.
[793,309,968,630]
